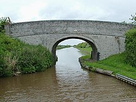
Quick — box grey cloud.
[39,0,109,20]
[1,0,136,22]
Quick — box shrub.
[17,45,54,74]
[125,29,136,67]
[0,49,13,77]
[0,17,54,77]
[0,33,54,77]
[0,17,10,33]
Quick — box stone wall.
[5,20,135,60]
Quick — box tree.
[130,13,136,25]
[0,17,11,33]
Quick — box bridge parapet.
[5,20,135,37]
[4,20,136,60]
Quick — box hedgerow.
[125,29,136,67]
[0,17,54,77]
[0,33,54,77]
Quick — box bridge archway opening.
[52,37,99,61]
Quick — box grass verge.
[76,47,92,55]
[80,53,136,80]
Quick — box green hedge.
[0,33,54,77]
[17,45,54,74]
[125,29,136,67]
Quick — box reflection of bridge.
[5,20,135,60]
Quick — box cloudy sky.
[0,0,135,45]
[1,0,136,22]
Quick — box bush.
[0,17,10,33]
[0,17,54,77]
[0,49,14,77]
[0,34,18,77]
[17,45,54,74]
[125,29,136,67]
[0,33,54,77]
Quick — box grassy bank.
[75,42,136,80]
[0,33,54,77]
[80,53,136,80]
[76,47,92,55]
[74,42,92,55]
[57,45,71,50]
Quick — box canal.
[0,47,136,102]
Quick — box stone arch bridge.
[5,20,135,61]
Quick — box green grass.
[77,47,92,55]
[74,42,92,55]
[73,40,136,80]
[81,53,136,80]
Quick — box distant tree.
[0,17,11,33]
[121,21,127,24]
[130,13,136,25]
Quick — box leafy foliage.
[130,13,136,25]
[0,17,54,77]
[0,33,54,77]
[125,29,136,67]
[0,17,11,33]
[17,45,54,73]
[0,33,21,77]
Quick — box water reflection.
[55,47,136,102]
[0,47,136,102]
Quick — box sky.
[0,0,136,45]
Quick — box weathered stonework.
[5,20,135,60]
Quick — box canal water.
[0,47,136,102]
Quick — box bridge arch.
[52,35,99,61]
[5,20,135,60]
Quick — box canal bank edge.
[79,57,136,87]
